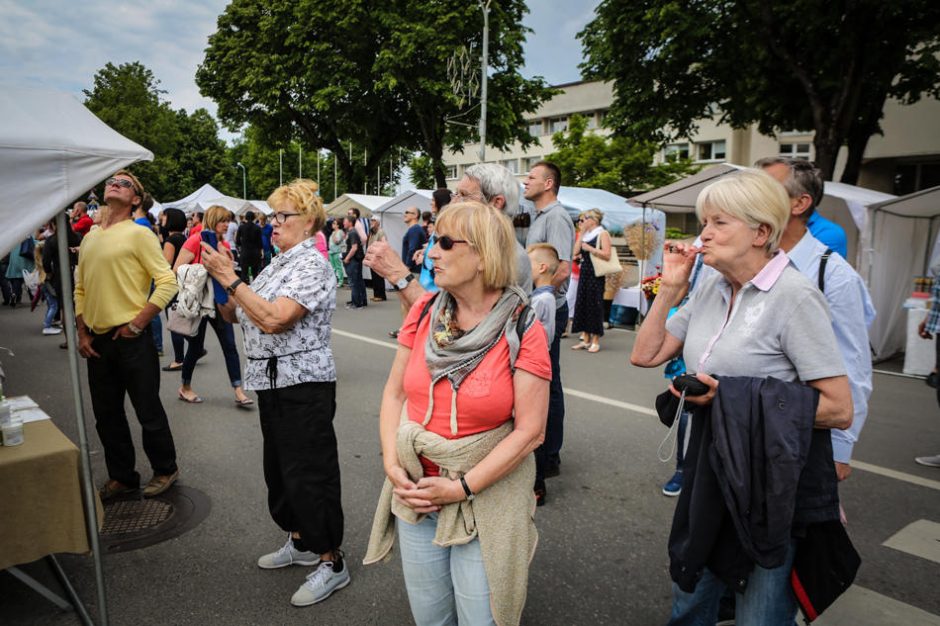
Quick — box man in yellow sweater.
[74,170,180,500]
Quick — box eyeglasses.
[437,235,469,250]
[273,211,301,224]
[105,177,139,195]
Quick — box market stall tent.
[0,86,155,625]
[162,183,226,213]
[247,200,272,216]
[860,186,940,360]
[325,193,389,218]
[372,190,434,260]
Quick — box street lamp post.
[235,162,246,199]
[478,0,491,162]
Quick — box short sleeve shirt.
[237,238,337,390]
[666,253,845,383]
[526,200,576,307]
[399,292,551,475]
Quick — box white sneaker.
[290,558,351,606]
[257,536,320,569]
[914,454,940,468]
[42,327,63,335]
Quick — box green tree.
[373,0,555,186]
[547,115,698,196]
[83,62,180,198]
[171,109,233,197]
[408,155,436,190]
[579,1,940,183]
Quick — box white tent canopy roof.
[148,199,165,219]
[867,185,940,218]
[163,183,227,212]
[630,164,745,212]
[326,193,390,218]
[0,87,153,256]
[248,200,272,216]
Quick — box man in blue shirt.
[807,210,848,259]
[759,157,875,480]
[400,206,427,274]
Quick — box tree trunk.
[840,130,870,186]
[812,130,841,181]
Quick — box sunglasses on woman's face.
[437,235,469,250]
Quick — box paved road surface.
[1,296,938,625]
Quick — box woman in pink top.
[368,202,550,626]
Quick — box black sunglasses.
[437,235,469,250]
[105,177,139,195]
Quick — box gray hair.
[463,163,520,217]
[754,156,825,213]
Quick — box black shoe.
[544,463,561,479]
[388,330,400,338]
[927,372,937,389]
[534,480,547,507]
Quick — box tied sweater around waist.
[363,409,537,626]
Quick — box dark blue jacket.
[667,376,840,593]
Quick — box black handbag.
[790,520,861,623]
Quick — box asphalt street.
[1,293,938,625]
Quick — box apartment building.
[442,80,940,197]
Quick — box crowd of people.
[8,152,913,625]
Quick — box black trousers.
[87,328,178,487]
[257,381,344,554]
[371,270,386,300]
[240,252,263,284]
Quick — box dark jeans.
[371,269,386,300]
[257,381,344,555]
[0,269,11,304]
[240,252,263,284]
[181,315,242,387]
[345,259,367,307]
[87,328,178,486]
[535,302,568,483]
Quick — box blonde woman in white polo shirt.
[631,168,852,625]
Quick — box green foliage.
[198,0,554,190]
[547,115,698,196]
[665,227,693,240]
[408,155,436,190]
[83,62,233,201]
[579,1,940,182]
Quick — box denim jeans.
[150,313,163,352]
[181,315,243,387]
[345,259,367,307]
[397,514,496,626]
[42,283,59,328]
[87,328,177,486]
[668,541,798,626]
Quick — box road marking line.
[816,585,940,626]
[883,520,940,565]
[332,327,940,492]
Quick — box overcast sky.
[0,0,598,135]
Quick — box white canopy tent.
[148,199,165,220]
[860,186,940,360]
[191,196,253,216]
[162,183,226,213]
[247,200,272,216]
[325,193,389,219]
[0,86,155,625]
[372,190,434,260]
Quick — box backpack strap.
[818,248,832,294]
[416,292,440,330]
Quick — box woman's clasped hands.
[388,465,464,514]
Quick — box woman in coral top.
[365,201,551,626]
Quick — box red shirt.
[182,231,230,264]
[398,292,551,476]
[72,215,93,236]
[190,224,203,237]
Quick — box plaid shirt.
[926,279,940,334]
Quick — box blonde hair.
[268,178,326,232]
[203,205,231,231]
[695,168,790,252]
[527,242,560,276]
[583,208,604,223]
[434,201,517,289]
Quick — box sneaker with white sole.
[914,454,940,468]
[662,470,683,497]
[290,557,351,606]
[42,327,62,335]
[258,536,320,569]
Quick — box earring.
[304,230,309,236]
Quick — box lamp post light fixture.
[235,162,247,199]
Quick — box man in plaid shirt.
[916,277,940,467]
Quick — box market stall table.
[0,399,103,619]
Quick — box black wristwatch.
[460,476,475,502]
[226,278,243,295]
[395,273,416,290]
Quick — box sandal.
[178,390,204,404]
[235,397,254,408]
[571,342,590,350]
[587,343,600,353]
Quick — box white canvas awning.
[248,200,273,216]
[326,193,389,218]
[0,87,153,257]
[372,190,433,259]
[163,183,227,213]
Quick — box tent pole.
[55,211,108,626]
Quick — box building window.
[524,156,543,171]
[528,120,543,137]
[585,113,598,130]
[501,159,519,174]
[696,140,726,162]
[550,117,568,134]
[446,164,458,180]
[664,143,690,161]
[780,143,812,160]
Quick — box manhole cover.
[100,485,211,553]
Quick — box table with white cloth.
[567,276,648,317]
